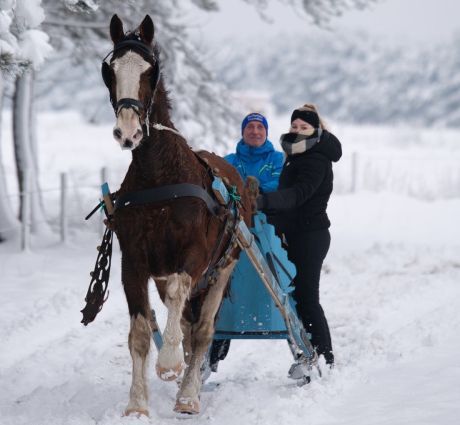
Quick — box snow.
[18,29,53,69]
[1,110,460,424]
[15,0,46,29]
[0,8,16,56]
[0,0,52,69]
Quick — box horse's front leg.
[175,260,236,415]
[156,272,192,381]
[122,259,151,417]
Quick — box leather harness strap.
[114,183,219,216]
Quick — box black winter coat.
[259,130,342,232]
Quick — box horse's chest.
[116,203,205,246]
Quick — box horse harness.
[81,143,243,325]
[82,41,244,324]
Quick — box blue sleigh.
[212,210,320,384]
[214,212,296,340]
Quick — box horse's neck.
[129,105,198,186]
[132,132,191,181]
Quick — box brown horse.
[101,14,252,416]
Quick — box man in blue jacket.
[225,112,284,193]
[208,113,284,375]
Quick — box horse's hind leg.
[175,260,236,415]
[156,272,192,381]
[181,315,193,366]
[122,261,151,417]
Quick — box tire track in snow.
[2,240,460,424]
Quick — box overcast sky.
[194,0,460,45]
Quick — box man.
[208,112,284,373]
[225,112,284,193]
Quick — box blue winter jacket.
[225,140,284,193]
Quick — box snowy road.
[2,112,460,423]
[1,193,459,425]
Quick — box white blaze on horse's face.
[112,51,151,150]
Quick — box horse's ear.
[140,15,154,45]
[110,14,124,44]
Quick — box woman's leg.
[287,229,334,365]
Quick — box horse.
[100,14,253,416]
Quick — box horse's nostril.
[123,139,133,149]
[113,128,122,140]
[133,129,143,141]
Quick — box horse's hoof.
[123,408,149,417]
[174,397,200,415]
[156,362,184,381]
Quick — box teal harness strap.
[228,185,241,203]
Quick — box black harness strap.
[81,227,113,325]
[114,183,219,215]
[116,98,144,114]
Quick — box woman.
[256,104,342,366]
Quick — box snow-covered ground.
[1,111,460,424]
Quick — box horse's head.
[102,14,160,150]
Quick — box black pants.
[209,338,231,370]
[285,228,334,364]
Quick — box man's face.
[242,121,267,147]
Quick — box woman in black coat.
[256,104,342,366]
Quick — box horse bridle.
[101,38,160,132]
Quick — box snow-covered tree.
[1,0,377,242]
[38,0,378,145]
[210,30,460,127]
[38,0,242,148]
[0,1,21,241]
[245,0,378,25]
[10,0,52,238]
[0,67,19,242]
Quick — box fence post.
[99,167,107,235]
[21,170,30,251]
[60,172,67,243]
[350,151,358,193]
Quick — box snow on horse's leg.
[125,314,151,417]
[156,272,191,381]
[175,260,236,415]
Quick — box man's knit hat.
[241,113,268,135]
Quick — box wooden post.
[60,172,67,243]
[21,170,30,251]
[351,151,358,193]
